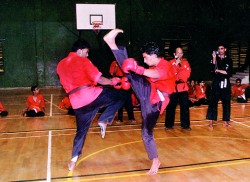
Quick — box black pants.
[112,48,160,159]
[118,89,135,121]
[165,91,190,128]
[67,107,75,115]
[0,111,8,117]
[26,110,45,117]
[237,97,247,103]
[206,87,231,121]
[72,88,127,158]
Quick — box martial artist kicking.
[104,29,175,175]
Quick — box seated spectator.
[109,60,136,124]
[23,85,45,117]
[0,102,8,117]
[195,80,208,105]
[188,80,198,107]
[59,96,75,115]
[232,78,249,103]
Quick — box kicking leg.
[105,29,161,175]
[103,29,124,50]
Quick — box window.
[229,42,248,71]
[162,39,190,60]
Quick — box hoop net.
[92,21,102,35]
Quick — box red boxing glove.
[111,77,122,89]
[122,58,145,75]
[121,77,131,90]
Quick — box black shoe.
[181,127,192,131]
[165,126,174,130]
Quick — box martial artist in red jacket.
[165,47,191,130]
[104,29,175,175]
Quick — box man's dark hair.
[236,78,241,83]
[31,85,38,92]
[198,80,205,84]
[71,39,91,52]
[140,42,162,57]
[217,42,228,49]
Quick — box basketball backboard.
[76,4,116,30]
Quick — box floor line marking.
[47,131,52,182]
[65,158,250,181]
[231,119,250,128]
[2,119,250,140]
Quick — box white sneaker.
[98,123,107,138]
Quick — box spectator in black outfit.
[206,44,233,128]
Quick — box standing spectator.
[231,78,248,103]
[109,60,136,124]
[0,102,8,117]
[24,85,45,117]
[165,47,192,130]
[59,96,75,115]
[206,44,233,127]
[195,80,208,105]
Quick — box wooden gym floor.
[1,88,250,181]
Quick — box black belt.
[175,80,186,93]
[68,85,89,95]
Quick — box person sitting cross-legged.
[23,85,45,117]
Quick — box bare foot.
[223,121,231,127]
[208,120,213,128]
[147,158,161,175]
[103,29,124,49]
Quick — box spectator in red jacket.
[232,78,248,103]
[109,60,136,124]
[24,85,45,117]
[165,47,192,130]
[195,80,208,105]
[0,102,8,117]
[59,96,75,115]
[188,79,198,107]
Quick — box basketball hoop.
[92,21,102,35]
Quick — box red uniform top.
[59,96,72,109]
[0,102,5,111]
[169,59,191,92]
[188,84,196,99]
[232,84,248,97]
[57,52,102,109]
[26,94,45,112]
[195,85,207,100]
[109,60,124,77]
[149,58,175,105]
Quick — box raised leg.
[103,29,124,50]
[104,29,161,175]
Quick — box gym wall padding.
[0,0,249,88]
